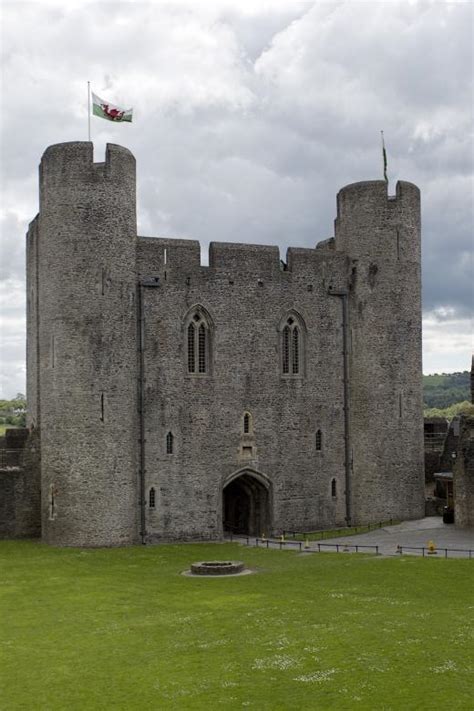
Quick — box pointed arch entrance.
[222,470,271,537]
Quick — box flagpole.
[87,81,91,142]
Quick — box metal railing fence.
[397,545,473,559]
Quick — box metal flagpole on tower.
[88,81,91,142]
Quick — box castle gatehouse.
[20,142,424,546]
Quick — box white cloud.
[423,311,473,374]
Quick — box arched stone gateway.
[222,470,271,537]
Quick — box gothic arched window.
[280,312,305,376]
[243,412,252,434]
[185,307,212,374]
[331,479,337,498]
[166,431,174,454]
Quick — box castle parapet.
[209,242,281,277]
[40,142,135,206]
[335,179,420,262]
[138,237,201,275]
[40,141,135,174]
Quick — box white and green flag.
[92,92,133,123]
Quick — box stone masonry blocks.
[25,143,425,546]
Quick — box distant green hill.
[423,371,470,409]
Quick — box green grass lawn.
[1,541,472,710]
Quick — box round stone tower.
[334,180,425,523]
[36,142,138,546]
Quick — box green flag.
[381,131,388,182]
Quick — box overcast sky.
[1,0,473,398]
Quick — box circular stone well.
[190,561,244,576]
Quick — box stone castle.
[14,141,425,546]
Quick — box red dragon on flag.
[101,103,126,121]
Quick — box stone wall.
[138,238,348,540]
[454,415,474,527]
[0,428,40,539]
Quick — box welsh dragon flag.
[92,92,133,123]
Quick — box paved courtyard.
[307,517,474,557]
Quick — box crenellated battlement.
[336,179,420,218]
[137,236,346,281]
[40,142,135,201]
[209,242,281,276]
[41,141,135,173]
[334,179,421,262]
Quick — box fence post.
[422,547,425,558]
[445,548,448,559]
[376,545,379,555]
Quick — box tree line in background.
[0,373,471,431]
[0,394,26,430]
[423,371,471,416]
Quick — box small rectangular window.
[149,487,156,508]
[316,430,322,451]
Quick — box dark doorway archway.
[223,472,270,536]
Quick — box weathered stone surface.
[190,561,244,575]
[454,415,474,527]
[0,428,40,539]
[22,142,424,547]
